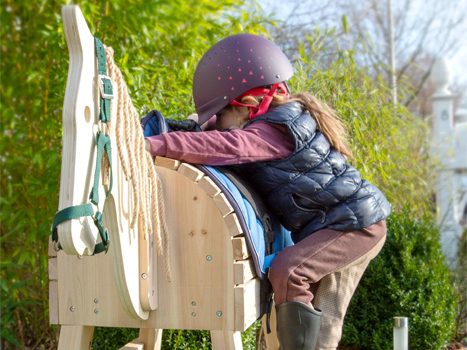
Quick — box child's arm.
[145,121,293,166]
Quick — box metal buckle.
[98,74,114,100]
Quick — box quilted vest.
[230,102,391,243]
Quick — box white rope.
[105,46,171,281]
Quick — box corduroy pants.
[268,220,387,349]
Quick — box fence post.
[393,317,408,350]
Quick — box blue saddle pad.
[200,166,294,278]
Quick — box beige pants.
[314,234,386,349]
[269,220,387,349]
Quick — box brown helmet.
[193,33,294,124]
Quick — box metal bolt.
[206,255,213,262]
[216,311,223,317]
[69,306,76,312]
[94,298,99,304]
[223,96,228,100]
[275,74,281,79]
[191,312,197,317]
[191,301,197,306]
[141,273,148,279]
[94,309,99,314]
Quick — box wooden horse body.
[49,5,278,349]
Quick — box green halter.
[51,38,113,255]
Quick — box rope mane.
[105,46,171,281]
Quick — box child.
[145,34,390,350]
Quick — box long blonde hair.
[240,92,353,158]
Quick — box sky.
[260,0,467,91]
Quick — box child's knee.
[268,259,285,289]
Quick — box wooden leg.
[58,325,94,350]
[120,328,163,350]
[211,330,243,350]
[257,306,279,350]
[137,328,163,350]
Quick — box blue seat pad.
[199,166,293,278]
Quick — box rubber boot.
[276,301,322,350]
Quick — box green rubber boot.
[276,301,322,350]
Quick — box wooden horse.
[49,5,280,349]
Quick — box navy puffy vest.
[230,102,391,243]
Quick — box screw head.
[206,255,213,262]
[191,312,197,317]
[216,311,223,317]
[191,301,197,306]
[141,273,148,279]
[94,298,99,304]
[69,306,76,312]
[94,309,99,314]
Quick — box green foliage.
[0,0,266,348]
[454,229,467,341]
[341,211,458,350]
[90,322,260,349]
[291,40,432,216]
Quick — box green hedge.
[342,211,458,349]
[91,323,260,349]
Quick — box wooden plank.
[154,156,180,170]
[213,193,234,217]
[224,213,243,237]
[234,278,261,331]
[210,330,243,350]
[135,328,163,350]
[48,237,57,257]
[58,325,94,350]
[233,259,255,285]
[177,163,204,182]
[258,309,279,350]
[49,280,59,324]
[149,167,235,330]
[119,342,144,350]
[49,258,58,280]
[232,237,249,260]
[198,176,221,198]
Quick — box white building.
[431,58,467,267]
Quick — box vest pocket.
[291,193,326,223]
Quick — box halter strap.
[51,37,113,255]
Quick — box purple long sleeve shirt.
[146,121,294,165]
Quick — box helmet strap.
[230,82,289,119]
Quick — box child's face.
[216,105,249,131]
